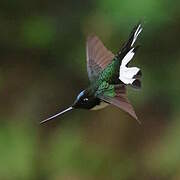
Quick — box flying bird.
[40,23,143,124]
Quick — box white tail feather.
[121,48,135,67]
[131,24,143,47]
[119,23,142,85]
[119,76,135,84]
[119,49,140,85]
[120,67,140,79]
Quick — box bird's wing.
[96,83,138,121]
[86,35,114,82]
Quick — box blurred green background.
[0,0,180,179]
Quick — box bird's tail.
[116,23,143,89]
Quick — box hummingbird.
[40,23,143,124]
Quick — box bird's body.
[78,57,120,110]
[40,23,143,124]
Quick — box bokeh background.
[0,0,180,179]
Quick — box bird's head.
[72,89,96,109]
[40,89,96,124]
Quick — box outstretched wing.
[96,84,139,121]
[86,35,114,82]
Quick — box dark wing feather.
[99,95,138,120]
[97,85,139,122]
[86,35,114,81]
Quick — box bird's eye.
[83,98,88,101]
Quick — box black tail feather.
[131,79,141,89]
[133,69,142,79]
[116,23,142,60]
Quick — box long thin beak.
[40,107,73,124]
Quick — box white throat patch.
[91,101,109,110]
